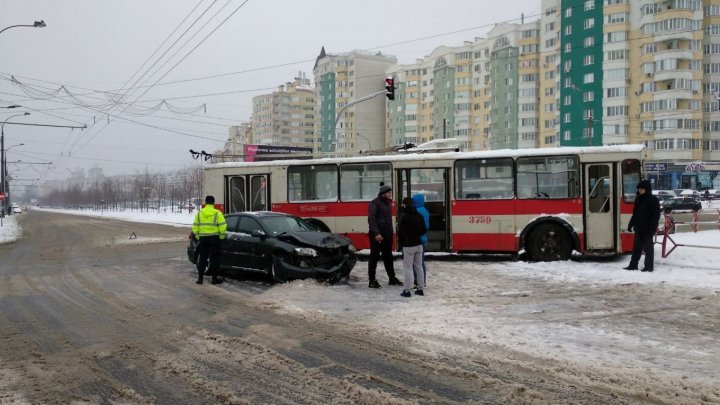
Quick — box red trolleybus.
[202,145,645,261]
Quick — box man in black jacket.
[368,183,402,288]
[624,180,661,272]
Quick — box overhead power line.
[72,0,252,154]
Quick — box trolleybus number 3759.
[468,215,492,224]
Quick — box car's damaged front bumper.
[274,252,357,284]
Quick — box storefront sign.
[644,163,667,172]
[685,162,720,172]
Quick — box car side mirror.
[251,229,267,239]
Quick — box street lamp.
[355,133,372,154]
[1,113,30,213]
[0,20,46,35]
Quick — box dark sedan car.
[188,211,357,284]
[661,197,702,213]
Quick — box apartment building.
[385,22,542,151]
[313,48,397,153]
[554,0,720,189]
[223,123,253,159]
[250,73,315,149]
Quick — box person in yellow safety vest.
[192,195,227,284]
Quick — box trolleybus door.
[397,168,450,251]
[226,174,269,212]
[584,163,615,251]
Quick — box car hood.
[278,232,351,249]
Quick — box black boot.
[211,276,224,285]
[196,278,203,284]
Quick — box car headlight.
[348,243,357,253]
[294,247,317,257]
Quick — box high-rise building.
[385,22,542,151]
[555,0,720,189]
[313,48,397,154]
[223,123,252,159]
[251,73,315,149]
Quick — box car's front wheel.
[267,255,288,283]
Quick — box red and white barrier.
[657,209,720,258]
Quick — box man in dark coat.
[624,180,661,272]
[368,183,402,288]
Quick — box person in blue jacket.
[412,193,430,286]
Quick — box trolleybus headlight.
[348,243,357,253]
[294,247,317,257]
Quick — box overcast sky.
[1,0,539,185]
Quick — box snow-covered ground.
[5,206,720,400]
[0,215,21,244]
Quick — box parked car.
[187,211,357,284]
[662,197,702,213]
[679,189,701,199]
[11,206,22,214]
[655,193,674,207]
[652,190,676,198]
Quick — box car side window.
[224,216,240,232]
[237,217,263,234]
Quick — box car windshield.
[259,216,318,236]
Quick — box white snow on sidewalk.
[0,215,21,244]
[35,207,195,227]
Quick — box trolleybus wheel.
[527,223,572,261]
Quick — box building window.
[583,73,595,83]
[584,18,595,29]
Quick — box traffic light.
[385,76,395,101]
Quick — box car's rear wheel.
[526,223,572,261]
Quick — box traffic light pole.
[333,89,386,151]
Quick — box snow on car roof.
[228,211,291,217]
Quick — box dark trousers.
[628,231,654,270]
[197,236,221,281]
[368,234,396,281]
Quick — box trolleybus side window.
[288,164,338,202]
[621,159,642,203]
[455,158,514,199]
[339,163,392,201]
[516,156,580,199]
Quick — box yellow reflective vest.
[192,205,227,240]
